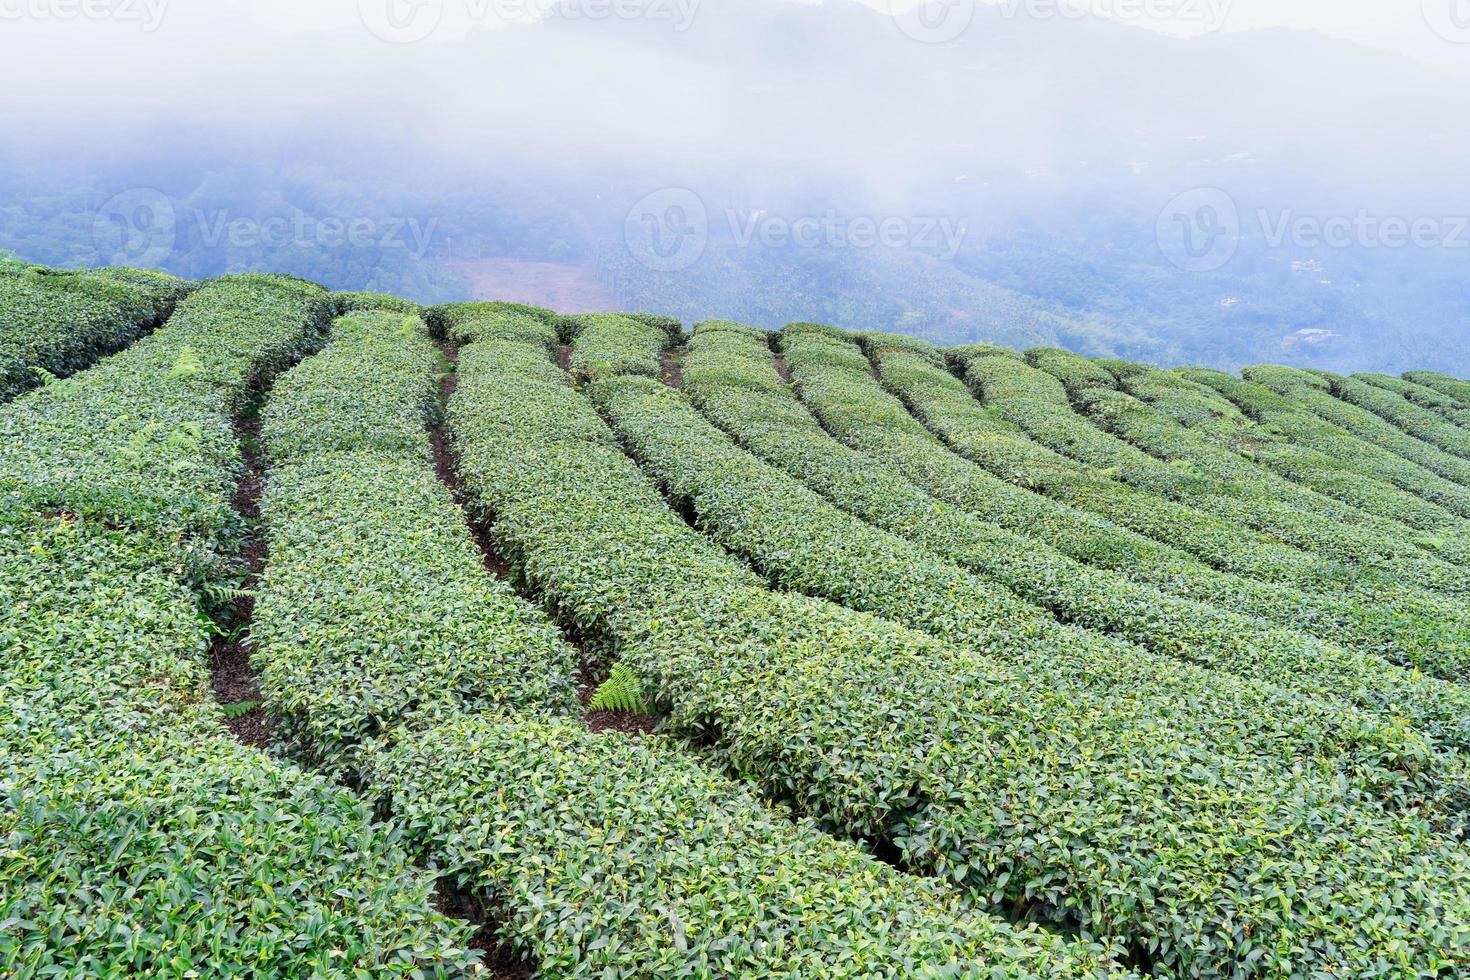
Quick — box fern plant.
[589,663,650,714]
[219,700,260,719]
[167,345,204,380]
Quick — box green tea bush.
[679,322,1470,757]
[0,263,191,402]
[333,289,423,316]
[426,301,560,344]
[449,317,1470,977]
[1047,354,1466,541]
[0,305,474,980]
[1034,346,1470,540]
[0,274,331,550]
[777,325,1428,648]
[263,311,441,464]
[1311,369,1470,468]
[563,312,676,381]
[989,346,1470,668]
[1105,361,1470,604]
[254,312,580,772]
[622,311,685,341]
[1219,365,1470,520]
[848,330,1470,675]
[1115,363,1457,526]
[1406,369,1470,408]
[946,344,1470,590]
[255,303,1113,977]
[366,715,1118,978]
[1359,372,1470,428]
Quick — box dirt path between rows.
[424,342,537,979]
[661,347,685,389]
[209,408,269,747]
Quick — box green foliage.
[430,301,561,346]
[950,344,1470,590]
[1406,369,1470,408]
[0,263,192,402]
[588,662,650,714]
[1250,364,1470,501]
[0,274,332,551]
[246,304,1119,977]
[563,312,673,381]
[681,322,1470,763]
[0,492,473,979]
[16,273,1470,978]
[366,716,1117,978]
[262,311,440,464]
[332,289,423,317]
[1211,364,1470,528]
[451,317,1470,976]
[445,321,1128,976]
[165,344,203,380]
[1358,371,1470,428]
[815,325,1470,679]
[253,310,580,773]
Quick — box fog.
[2,0,1468,370]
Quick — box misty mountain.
[1,0,1467,372]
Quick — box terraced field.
[7,267,1470,977]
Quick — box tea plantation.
[6,264,1470,977]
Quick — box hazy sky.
[3,0,1464,79]
[875,0,1470,78]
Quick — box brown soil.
[773,355,793,382]
[661,348,685,389]
[436,883,535,980]
[210,412,269,748]
[431,346,515,580]
[576,661,660,737]
[557,343,572,372]
[585,709,661,736]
